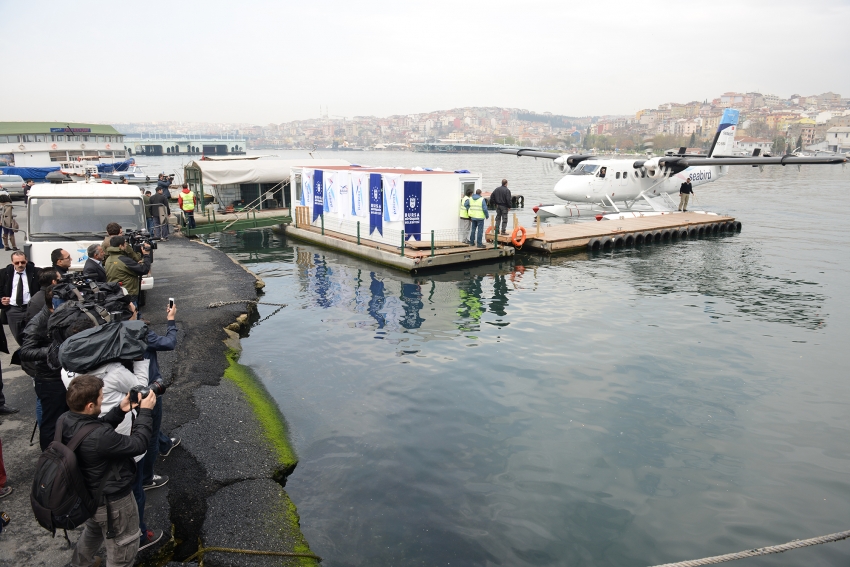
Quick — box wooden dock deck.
[488,213,741,253]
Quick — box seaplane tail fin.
[708,108,739,158]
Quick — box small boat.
[101,165,153,184]
[59,157,101,180]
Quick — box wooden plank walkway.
[488,213,739,253]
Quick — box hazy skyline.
[4,0,849,125]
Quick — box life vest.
[180,190,195,211]
[467,196,485,219]
[459,196,471,219]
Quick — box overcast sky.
[4,0,849,125]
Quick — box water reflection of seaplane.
[502,109,848,219]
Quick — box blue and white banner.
[301,169,313,207]
[382,174,403,222]
[336,171,351,217]
[403,181,422,241]
[369,173,382,236]
[351,172,369,218]
[324,171,339,214]
[312,169,324,222]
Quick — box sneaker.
[143,474,169,491]
[161,437,181,457]
[0,405,19,415]
[0,486,13,498]
[476,244,487,249]
[139,528,163,551]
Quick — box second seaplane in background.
[502,109,848,220]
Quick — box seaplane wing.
[501,108,848,218]
[662,155,848,167]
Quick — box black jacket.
[82,258,107,282]
[491,185,512,207]
[0,262,40,311]
[19,306,61,381]
[60,406,153,501]
[679,181,693,194]
[149,192,170,215]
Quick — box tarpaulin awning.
[187,159,350,186]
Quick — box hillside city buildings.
[114,90,850,155]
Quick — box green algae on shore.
[224,348,298,478]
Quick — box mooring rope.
[207,299,288,308]
[183,538,322,565]
[649,529,850,567]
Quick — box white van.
[25,182,153,291]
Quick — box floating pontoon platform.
[286,225,513,274]
[488,212,741,253]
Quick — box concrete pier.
[0,229,315,565]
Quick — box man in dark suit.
[0,250,40,415]
[82,244,107,281]
[1,250,40,345]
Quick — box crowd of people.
[0,212,181,564]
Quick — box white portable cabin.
[289,165,483,246]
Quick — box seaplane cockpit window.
[598,167,607,178]
[570,164,599,175]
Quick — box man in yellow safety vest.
[178,183,197,229]
[458,187,473,244]
[465,188,490,248]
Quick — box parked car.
[0,174,26,199]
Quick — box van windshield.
[28,197,145,239]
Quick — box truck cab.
[25,182,153,291]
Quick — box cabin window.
[0,136,6,143]
[36,135,45,142]
[56,135,64,142]
[97,136,104,143]
[641,170,646,178]
[622,172,627,178]
[23,135,34,143]
[49,151,67,161]
[615,172,620,179]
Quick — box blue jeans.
[133,458,147,537]
[184,210,195,229]
[142,396,172,485]
[470,219,484,247]
[146,218,154,235]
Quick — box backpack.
[31,414,109,541]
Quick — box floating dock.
[489,213,741,253]
[286,219,513,274]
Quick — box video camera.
[124,229,157,256]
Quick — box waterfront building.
[123,134,246,156]
[0,122,127,167]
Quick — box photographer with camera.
[60,303,164,552]
[102,223,141,262]
[105,236,151,307]
[20,285,65,450]
[141,301,179,491]
[57,374,156,566]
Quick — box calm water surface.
[206,153,850,566]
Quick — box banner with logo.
[403,181,422,240]
[351,172,369,218]
[324,170,338,214]
[369,173,382,236]
[312,169,324,222]
[382,174,403,222]
[301,169,313,207]
[336,171,351,218]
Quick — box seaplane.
[502,109,848,220]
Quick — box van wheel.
[138,290,146,307]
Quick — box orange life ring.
[511,226,527,246]
[51,143,58,150]
[485,225,494,235]
[105,143,111,150]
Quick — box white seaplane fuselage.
[553,160,724,204]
